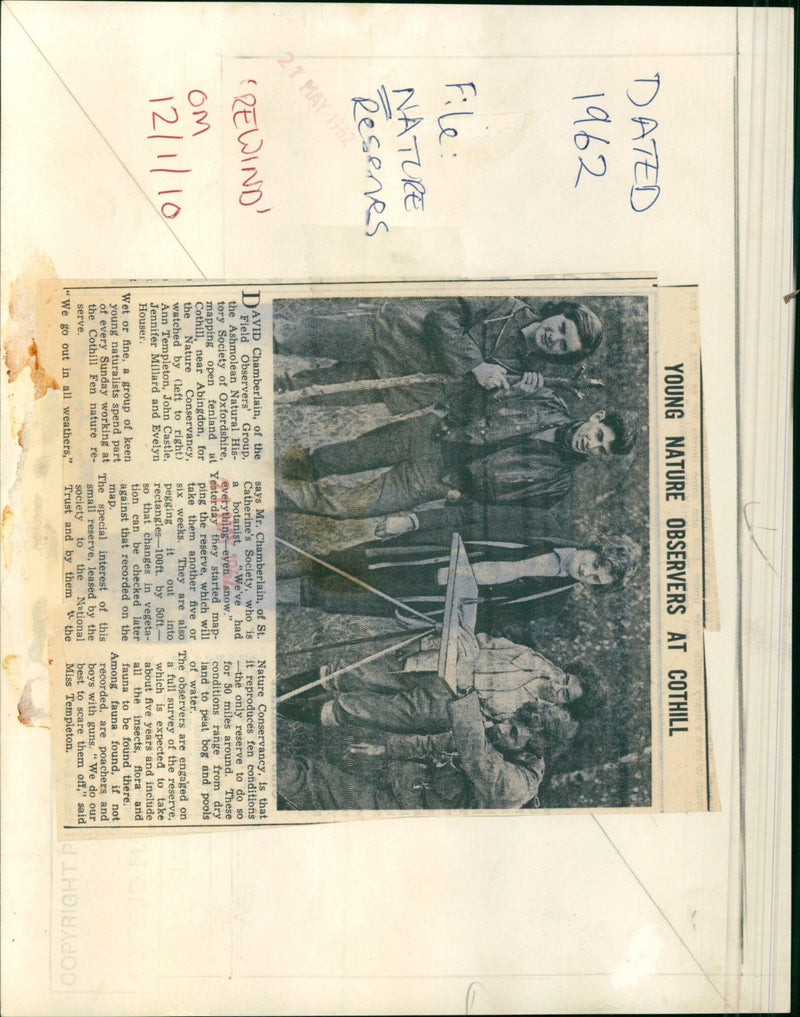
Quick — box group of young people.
[272,297,645,811]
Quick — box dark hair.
[603,409,638,455]
[586,534,643,586]
[510,701,577,808]
[564,667,609,721]
[489,721,549,801]
[514,701,578,762]
[536,300,604,362]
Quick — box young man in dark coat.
[275,387,638,518]
[274,296,604,410]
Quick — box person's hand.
[456,625,480,669]
[455,634,478,691]
[515,371,545,394]
[375,513,415,539]
[471,361,509,390]
[538,659,567,683]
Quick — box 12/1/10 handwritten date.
[147,91,212,219]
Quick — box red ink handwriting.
[147,90,213,219]
[232,83,272,215]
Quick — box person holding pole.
[277,627,590,733]
[294,519,642,627]
[276,390,638,517]
[273,296,604,411]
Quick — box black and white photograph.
[272,290,654,811]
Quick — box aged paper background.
[42,278,711,829]
[1,3,793,1014]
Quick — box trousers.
[276,412,454,518]
[278,755,398,811]
[332,670,455,734]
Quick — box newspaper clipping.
[44,278,712,833]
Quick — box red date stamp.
[276,51,355,148]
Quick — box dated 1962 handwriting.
[571,73,661,211]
